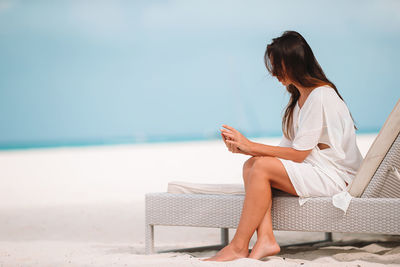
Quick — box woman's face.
[269,55,292,86]
[276,74,291,87]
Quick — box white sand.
[1,134,400,266]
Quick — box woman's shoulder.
[311,85,334,96]
[316,85,352,120]
[301,85,347,115]
[303,85,330,106]
[309,85,343,105]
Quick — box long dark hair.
[264,31,357,140]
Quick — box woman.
[205,31,363,261]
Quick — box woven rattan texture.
[146,193,400,235]
[362,132,400,198]
[146,193,243,228]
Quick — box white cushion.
[167,181,244,195]
[348,99,400,197]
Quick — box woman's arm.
[221,125,312,163]
[249,142,312,163]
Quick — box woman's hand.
[220,125,254,155]
[221,131,241,154]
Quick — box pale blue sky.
[0,0,399,148]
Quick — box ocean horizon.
[0,129,380,151]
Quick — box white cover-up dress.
[277,85,363,212]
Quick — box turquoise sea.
[0,1,399,149]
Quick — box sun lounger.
[145,99,400,254]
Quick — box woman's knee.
[242,156,273,182]
[249,157,275,180]
[243,157,258,179]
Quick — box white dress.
[277,85,363,212]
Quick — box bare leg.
[239,157,279,259]
[203,159,273,261]
[249,204,281,259]
[204,156,296,261]
[248,157,297,260]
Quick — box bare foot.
[248,238,280,260]
[202,243,249,262]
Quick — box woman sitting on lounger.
[205,31,363,261]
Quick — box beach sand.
[1,134,400,266]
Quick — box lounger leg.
[159,228,229,253]
[145,224,154,254]
[281,232,334,248]
[325,232,333,242]
[221,228,229,246]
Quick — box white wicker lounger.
[145,99,400,254]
